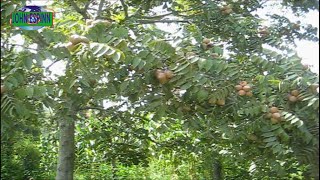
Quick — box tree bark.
[212,159,223,180]
[55,117,75,180]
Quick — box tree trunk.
[212,159,223,180]
[56,117,75,180]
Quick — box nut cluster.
[235,81,253,97]
[201,38,213,50]
[1,86,5,94]
[208,98,225,106]
[66,34,90,52]
[287,90,302,102]
[266,106,282,124]
[221,5,233,15]
[258,27,269,37]
[86,19,112,28]
[155,69,174,84]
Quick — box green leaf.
[132,57,141,69]
[265,141,278,148]
[24,57,33,70]
[112,52,121,63]
[198,59,207,70]
[181,82,193,90]
[5,4,15,17]
[262,132,275,137]
[111,27,129,38]
[204,60,214,72]
[120,81,129,92]
[14,88,27,99]
[263,136,277,142]
[25,86,34,98]
[213,46,223,55]
[91,43,105,55]
[68,79,77,90]
[105,48,116,56]
[197,89,209,101]
[96,46,110,58]
[34,86,47,97]
[174,62,190,72]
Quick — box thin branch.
[137,19,191,24]
[78,106,106,111]
[135,12,174,19]
[46,59,62,71]
[120,0,129,19]
[69,0,89,19]
[84,1,91,12]
[4,43,41,51]
[96,0,106,19]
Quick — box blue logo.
[11,6,54,31]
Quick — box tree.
[1,0,319,179]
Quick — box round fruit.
[266,113,272,118]
[1,86,5,94]
[206,43,214,48]
[243,85,251,92]
[85,111,91,118]
[183,106,191,111]
[155,69,163,76]
[288,95,298,102]
[222,8,233,15]
[216,99,225,106]
[157,72,167,84]
[292,23,300,30]
[247,134,258,141]
[291,90,299,96]
[259,29,269,37]
[239,81,247,86]
[269,107,279,113]
[66,42,77,52]
[89,79,97,86]
[272,112,281,119]
[164,70,174,79]
[271,118,279,124]
[238,90,246,96]
[246,91,253,97]
[211,53,219,58]
[86,19,93,26]
[202,43,208,50]
[297,95,303,101]
[202,38,210,44]
[208,98,216,104]
[310,84,319,89]
[69,35,89,44]
[309,84,319,94]
[186,52,195,57]
[88,19,112,28]
[235,85,243,90]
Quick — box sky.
[11,0,319,76]
[153,3,319,73]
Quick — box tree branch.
[96,0,106,19]
[78,106,106,111]
[46,59,62,71]
[69,0,89,19]
[4,43,39,51]
[120,0,129,19]
[84,1,91,12]
[135,12,174,19]
[137,19,191,24]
